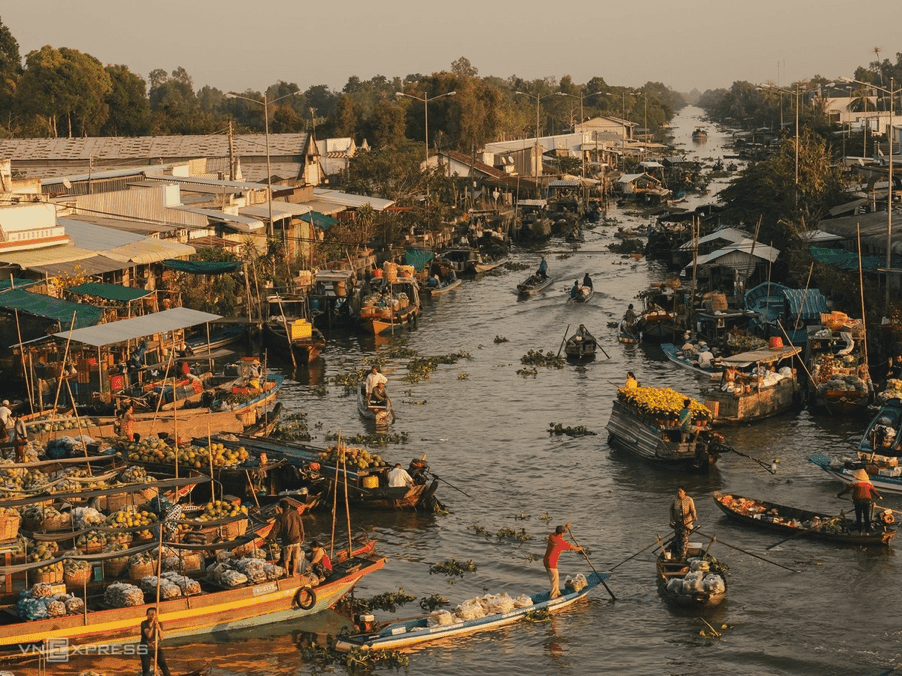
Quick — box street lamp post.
[758,83,803,195]
[515,91,543,177]
[395,90,457,165]
[842,76,901,308]
[555,90,608,177]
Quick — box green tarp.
[163,259,242,274]
[0,278,38,291]
[809,246,887,272]
[69,283,152,302]
[304,212,338,229]
[405,249,433,271]
[0,288,103,328]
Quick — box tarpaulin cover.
[0,278,38,291]
[163,259,242,274]
[303,211,338,229]
[69,283,152,302]
[404,249,433,271]
[0,288,103,328]
[809,246,886,272]
[52,307,221,347]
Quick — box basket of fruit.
[34,561,63,584]
[103,543,130,578]
[0,508,21,541]
[188,501,249,543]
[63,559,92,588]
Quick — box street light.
[516,90,543,177]
[758,83,803,191]
[841,76,901,308]
[554,91,608,176]
[395,90,457,165]
[227,90,302,238]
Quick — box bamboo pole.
[13,310,34,415]
[207,420,215,504]
[330,431,341,559]
[857,224,870,379]
[52,311,78,417]
[343,448,352,556]
[275,295,297,368]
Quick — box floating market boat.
[712,491,895,546]
[564,325,598,362]
[334,572,608,652]
[856,399,902,454]
[567,284,593,303]
[618,319,639,344]
[636,284,685,342]
[692,127,708,141]
[701,346,801,423]
[809,453,902,496]
[517,274,554,297]
[359,278,420,335]
[661,343,724,380]
[656,544,727,609]
[357,383,394,426]
[424,275,462,297]
[804,323,870,416]
[605,387,727,472]
[0,540,384,658]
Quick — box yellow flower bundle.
[617,386,711,421]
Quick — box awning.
[27,255,128,277]
[53,307,222,347]
[239,202,312,222]
[0,278,39,291]
[163,260,242,274]
[809,245,885,271]
[304,212,338,229]
[0,288,104,328]
[170,206,265,233]
[312,189,394,211]
[721,346,801,367]
[0,245,101,269]
[69,283,153,302]
[405,249,433,271]
[104,238,196,265]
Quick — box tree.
[346,139,424,200]
[148,66,215,134]
[366,97,406,148]
[0,18,22,130]
[328,94,357,138]
[101,64,151,136]
[451,57,478,78]
[17,46,111,137]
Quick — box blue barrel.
[311,299,321,311]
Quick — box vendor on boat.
[543,523,583,599]
[582,273,593,289]
[267,499,306,576]
[117,404,135,442]
[388,463,415,488]
[678,399,696,443]
[371,382,388,405]
[140,607,172,676]
[836,471,883,534]
[307,540,333,579]
[365,367,388,406]
[0,400,11,443]
[536,256,548,280]
[624,304,637,326]
[669,487,697,561]
[10,414,27,463]
[625,372,639,390]
[570,280,581,300]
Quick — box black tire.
[296,586,316,610]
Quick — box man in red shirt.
[543,523,583,599]
[837,473,883,533]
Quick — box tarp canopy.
[0,278,38,291]
[809,245,885,272]
[0,289,103,328]
[163,259,242,274]
[53,307,221,347]
[305,211,338,229]
[721,345,801,367]
[69,283,153,302]
[405,249,433,271]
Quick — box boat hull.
[517,276,554,296]
[263,322,325,363]
[359,306,418,335]
[661,343,722,379]
[656,547,725,609]
[357,384,394,425]
[810,452,902,496]
[703,377,798,423]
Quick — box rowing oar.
[764,514,843,551]
[724,445,777,474]
[607,540,662,571]
[566,526,616,601]
[597,342,611,360]
[428,472,472,499]
[556,324,571,358]
[693,528,801,573]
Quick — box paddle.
[693,528,801,573]
[598,343,611,360]
[566,526,616,601]
[607,539,662,571]
[556,324,571,358]
[428,472,472,499]
[764,514,843,551]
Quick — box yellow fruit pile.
[122,438,249,469]
[105,507,157,540]
[63,558,91,574]
[76,531,106,550]
[195,500,247,521]
[317,446,386,470]
[28,542,58,564]
[617,386,711,421]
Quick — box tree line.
[0,21,684,151]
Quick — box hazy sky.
[2,1,900,95]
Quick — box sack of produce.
[46,600,66,618]
[17,597,48,621]
[666,578,683,595]
[104,582,145,607]
[162,572,201,596]
[427,610,454,627]
[64,596,85,613]
[703,574,726,594]
[217,569,249,587]
[513,594,533,608]
[263,563,285,581]
[30,583,53,599]
[688,559,710,573]
[495,593,515,613]
[564,574,588,592]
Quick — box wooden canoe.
[713,490,895,546]
[809,452,902,497]
[334,571,608,651]
[656,545,726,609]
[357,383,394,426]
[517,274,554,296]
[564,326,597,362]
[661,343,723,379]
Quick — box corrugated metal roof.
[617,173,646,183]
[63,214,182,236]
[678,227,752,251]
[694,240,780,266]
[28,255,127,277]
[548,180,580,188]
[53,307,222,347]
[312,189,393,211]
[60,217,145,250]
[239,202,312,221]
[144,175,264,192]
[171,206,264,233]
[0,245,101,267]
[104,238,196,265]
[299,199,345,216]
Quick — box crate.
[291,320,312,340]
[0,515,20,541]
[33,568,63,584]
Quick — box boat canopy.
[721,345,801,367]
[0,288,104,328]
[53,307,222,347]
[404,248,433,271]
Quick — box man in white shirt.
[365,367,388,405]
[388,463,414,488]
[0,400,11,442]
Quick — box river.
[65,107,900,676]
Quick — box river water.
[63,107,900,676]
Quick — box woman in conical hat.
[851,468,872,483]
[838,469,882,533]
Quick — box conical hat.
[852,469,871,483]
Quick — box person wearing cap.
[543,523,582,599]
[836,471,883,533]
[0,400,11,443]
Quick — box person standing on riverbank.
[543,523,582,599]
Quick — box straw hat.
[852,469,871,483]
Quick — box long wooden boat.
[473,255,509,274]
[856,399,902,453]
[425,276,462,297]
[185,323,247,354]
[618,319,639,344]
[334,571,608,652]
[0,541,384,658]
[661,343,723,380]
[359,279,420,335]
[564,326,597,362]
[701,346,801,423]
[605,390,725,472]
[567,285,593,303]
[712,491,895,546]
[357,383,394,426]
[809,452,902,497]
[516,274,554,297]
[656,544,726,609]
[263,320,326,363]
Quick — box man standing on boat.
[678,399,696,444]
[267,499,305,576]
[836,471,883,533]
[669,487,697,561]
[543,524,583,599]
[536,256,548,280]
[365,366,388,406]
[140,607,172,676]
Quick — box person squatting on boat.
[267,499,306,576]
[307,540,333,579]
[836,472,883,533]
[669,487,697,561]
[543,523,583,599]
[365,366,388,406]
[140,607,172,676]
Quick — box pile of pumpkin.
[121,437,249,469]
[316,446,386,470]
[617,386,710,422]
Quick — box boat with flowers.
[712,491,895,546]
[605,387,728,471]
[359,278,420,335]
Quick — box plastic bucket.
[768,336,783,349]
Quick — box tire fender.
[295,586,316,610]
